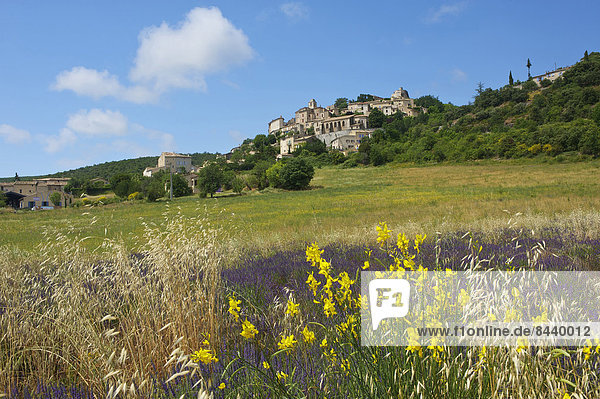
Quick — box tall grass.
[1,210,599,397]
[0,207,230,395]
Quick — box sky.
[1,0,599,177]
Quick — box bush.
[266,162,284,188]
[127,192,140,201]
[231,176,245,194]
[279,158,315,190]
[49,192,62,206]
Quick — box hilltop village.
[264,88,421,157]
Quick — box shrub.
[279,158,314,190]
[266,162,284,188]
[127,192,140,201]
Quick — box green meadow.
[1,159,600,253]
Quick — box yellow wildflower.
[323,297,337,317]
[582,339,593,360]
[191,348,218,365]
[306,242,323,266]
[286,300,300,316]
[276,371,288,382]
[262,361,270,369]
[278,334,297,351]
[320,338,328,348]
[376,222,391,246]
[218,383,226,390]
[306,272,321,296]
[414,234,426,254]
[228,295,241,321]
[397,232,409,254]
[301,326,315,344]
[240,319,258,339]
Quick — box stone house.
[0,177,71,209]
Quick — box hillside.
[0,152,218,182]
[356,51,600,165]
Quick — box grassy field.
[1,159,600,253]
[2,159,600,397]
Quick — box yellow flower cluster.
[286,300,300,316]
[278,334,297,351]
[301,326,315,343]
[191,334,218,365]
[305,242,359,318]
[240,318,258,339]
[191,347,218,365]
[376,222,392,246]
[228,293,260,341]
[228,294,241,322]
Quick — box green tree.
[145,179,165,202]
[231,176,245,194]
[584,50,589,62]
[509,70,514,86]
[251,160,273,190]
[49,192,62,207]
[0,191,7,208]
[110,173,140,198]
[415,95,444,113]
[266,162,284,188]
[368,108,386,128]
[253,134,269,151]
[592,105,600,126]
[527,58,532,79]
[335,97,348,111]
[296,138,327,155]
[579,124,600,156]
[279,158,314,190]
[171,174,192,197]
[197,163,224,198]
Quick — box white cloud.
[426,2,466,23]
[0,124,31,144]
[53,67,122,99]
[451,68,467,82]
[280,2,309,20]
[53,7,254,103]
[52,66,158,103]
[43,128,77,153]
[40,109,174,155]
[129,7,254,92]
[66,109,128,136]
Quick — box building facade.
[0,178,71,209]
[157,152,193,173]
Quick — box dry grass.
[0,207,230,394]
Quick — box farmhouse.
[0,177,71,209]
[143,152,200,193]
[531,66,571,86]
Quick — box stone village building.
[143,152,200,193]
[0,178,71,209]
[271,88,420,157]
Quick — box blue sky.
[1,1,598,177]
